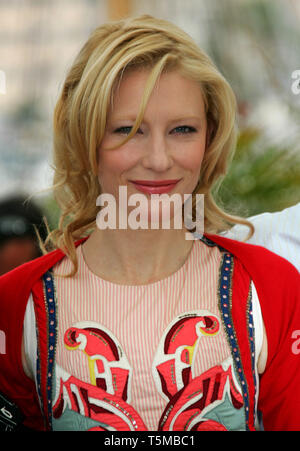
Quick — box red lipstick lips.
[130,179,181,194]
[132,179,180,186]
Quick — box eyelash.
[173,126,197,134]
[113,126,197,135]
[114,126,139,135]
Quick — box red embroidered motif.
[153,312,220,399]
[157,363,243,430]
[53,366,147,430]
[153,312,244,430]
[53,314,244,431]
[64,326,130,399]
[53,323,147,431]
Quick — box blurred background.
[0,0,299,270]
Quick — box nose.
[142,133,173,172]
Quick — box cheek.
[97,148,132,178]
[178,143,206,173]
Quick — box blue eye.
[173,126,197,134]
[114,126,143,135]
[113,125,197,135]
[114,126,132,135]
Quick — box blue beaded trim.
[218,252,251,430]
[35,320,43,425]
[36,270,57,430]
[199,234,228,252]
[247,289,257,427]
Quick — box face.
[97,69,208,228]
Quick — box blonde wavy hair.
[40,14,253,277]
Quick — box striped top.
[52,239,234,430]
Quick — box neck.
[82,227,195,285]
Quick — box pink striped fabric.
[53,240,231,430]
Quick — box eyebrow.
[109,115,203,123]
[168,116,203,123]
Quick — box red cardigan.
[0,234,299,431]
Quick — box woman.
[0,15,299,432]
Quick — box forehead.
[110,69,206,119]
